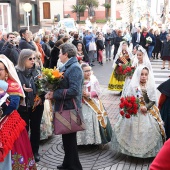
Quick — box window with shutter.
[43,2,51,19]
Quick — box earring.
[5,74,8,81]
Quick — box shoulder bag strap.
[59,89,78,112]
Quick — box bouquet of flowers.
[146,36,152,44]
[35,67,63,96]
[119,96,140,119]
[114,63,135,81]
[123,66,135,77]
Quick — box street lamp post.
[23,3,32,31]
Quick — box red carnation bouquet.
[123,66,135,77]
[114,63,135,81]
[119,96,140,119]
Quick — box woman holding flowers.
[122,46,152,97]
[45,43,83,170]
[16,49,44,162]
[139,27,150,51]
[77,63,112,145]
[76,41,89,64]
[108,41,132,93]
[111,65,165,158]
[147,29,155,60]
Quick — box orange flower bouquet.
[36,67,63,95]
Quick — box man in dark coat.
[132,27,141,48]
[19,28,36,51]
[1,32,20,66]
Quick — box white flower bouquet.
[146,36,152,44]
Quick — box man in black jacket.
[19,28,36,51]
[1,32,20,66]
[132,27,141,48]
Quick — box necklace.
[140,82,146,87]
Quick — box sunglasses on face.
[28,57,35,61]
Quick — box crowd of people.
[0,22,170,170]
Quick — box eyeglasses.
[9,37,15,38]
[28,57,35,61]
[84,70,91,73]
[0,68,5,71]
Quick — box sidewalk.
[37,86,153,170]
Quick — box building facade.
[39,0,63,23]
[64,0,106,21]
[0,0,40,33]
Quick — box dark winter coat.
[160,32,168,43]
[49,40,55,48]
[0,38,6,51]
[49,46,59,68]
[53,57,83,111]
[96,39,104,51]
[19,38,36,51]
[161,40,170,58]
[1,42,20,66]
[139,32,150,50]
[16,67,38,108]
[105,33,114,46]
[153,35,162,53]
[113,36,123,58]
[72,39,79,47]
[148,33,156,46]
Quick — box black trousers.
[62,132,82,170]
[18,104,44,154]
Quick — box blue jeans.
[105,44,112,59]
[148,45,154,58]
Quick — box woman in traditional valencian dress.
[0,55,36,169]
[122,45,152,97]
[108,41,132,93]
[132,45,152,69]
[111,65,165,158]
[77,64,112,145]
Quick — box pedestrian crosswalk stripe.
[151,60,169,87]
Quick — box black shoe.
[100,62,103,66]
[90,64,95,67]
[34,153,40,162]
[57,164,69,170]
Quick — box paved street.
[37,57,170,170]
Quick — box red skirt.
[11,128,37,170]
